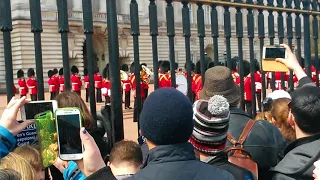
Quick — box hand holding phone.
[56,108,83,161]
[21,100,58,120]
[262,45,289,72]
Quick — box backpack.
[226,119,259,178]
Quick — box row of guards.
[2,0,320,142]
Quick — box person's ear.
[288,112,295,128]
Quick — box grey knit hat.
[189,95,230,155]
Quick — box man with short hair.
[108,141,143,180]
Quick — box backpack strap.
[237,119,256,145]
[227,119,256,146]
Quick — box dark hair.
[103,64,110,79]
[59,68,63,76]
[0,168,21,180]
[109,140,143,167]
[243,60,251,77]
[48,70,54,78]
[291,86,320,134]
[71,66,79,74]
[207,61,215,69]
[17,69,24,79]
[27,68,35,78]
[121,64,129,71]
[95,67,100,74]
[84,68,88,76]
[254,59,260,72]
[53,68,58,75]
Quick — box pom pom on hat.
[208,95,230,116]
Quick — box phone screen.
[24,102,53,120]
[57,114,82,154]
[265,48,286,59]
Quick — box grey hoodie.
[271,133,320,180]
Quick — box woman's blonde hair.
[13,145,43,171]
[0,152,37,180]
[255,111,272,123]
[55,92,94,129]
[271,98,296,142]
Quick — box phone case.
[35,111,58,167]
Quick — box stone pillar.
[99,0,107,13]
[72,0,82,11]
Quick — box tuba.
[141,65,153,84]
[120,70,129,81]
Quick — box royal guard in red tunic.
[254,60,262,112]
[231,57,240,85]
[243,61,253,117]
[192,61,203,102]
[58,68,65,93]
[71,66,82,96]
[52,68,60,95]
[17,69,28,98]
[122,64,132,109]
[26,68,37,101]
[94,67,103,103]
[274,72,288,90]
[141,63,151,100]
[102,64,111,105]
[130,62,145,122]
[83,68,89,102]
[47,70,56,100]
[158,61,171,88]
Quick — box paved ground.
[0,84,271,142]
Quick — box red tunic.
[274,72,288,90]
[130,74,145,98]
[18,78,28,96]
[59,76,65,92]
[13,86,17,94]
[26,77,37,95]
[192,74,202,101]
[142,75,150,90]
[122,79,131,92]
[84,76,89,89]
[244,75,252,101]
[254,72,262,93]
[158,74,171,88]
[102,78,111,97]
[53,75,60,92]
[94,74,102,89]
[71,74,82,92]
[232,71,240,85]
[47,77,56,93]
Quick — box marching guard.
[94,67,103,103]
[84,68,89,102]
[102,64,111,105]
[71,66,82,96]
[47,70,57,100]
[192,61,202,102]
[17,69,28,98]
[59,68,65,93]
[158,61,171,88]
[26,68,37,101]
[121,64,132,109]
[53,68,60,95]
[141,63,150,100]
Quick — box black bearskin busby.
[71,66,79,74]
[27,68,35,78]
[160,61,170,73]
[17,69,24,79]
[48,70,54,78]
[121,64,129,72]
[59,68,63,76]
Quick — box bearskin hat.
[84,68,88,76]
[71,66,79,74]
[48,70,54,78]
[53,68,58,75]
[17,69,24,79]
[27,68,35,78]
[121,64,129,71]
[95,67,100,74]
[102,64,110,79]
[59,68,63,76]
[160,61,170,73]
[184,62,195,72]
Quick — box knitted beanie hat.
[189,95,230,155]
[140,88,194,145]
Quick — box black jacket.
[205,152,256,180]
[227,108,286,180]
[271,133,320,180]
[129,143,235,180]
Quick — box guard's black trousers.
[124,91,131,108]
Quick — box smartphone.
[21,100,58,120]
[55,108,83,160]
[262,45,289,72]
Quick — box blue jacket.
[63,161,86,180]
[0,126,16,158]
[129,143,235,180]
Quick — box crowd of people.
[0,44,319,180]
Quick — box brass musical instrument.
[141,65,152,84]
[120,70,129,80]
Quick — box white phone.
[55,108,83,161]
[21,100,58,120]
[262,45,287,60]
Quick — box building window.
[204,5,211,25]
[188,4,193,24]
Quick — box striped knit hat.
[189,95,230,155]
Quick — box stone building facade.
[0,0,304,89]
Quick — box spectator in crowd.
[199,65,286,180]
[14,145,45,180]
[0,152,37,180]
[108,140,143,179]
[0,168,21,180]
[190,95,255,180]
[56,92,110,158]
[271,86,320,179]
[271,98,296,144]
